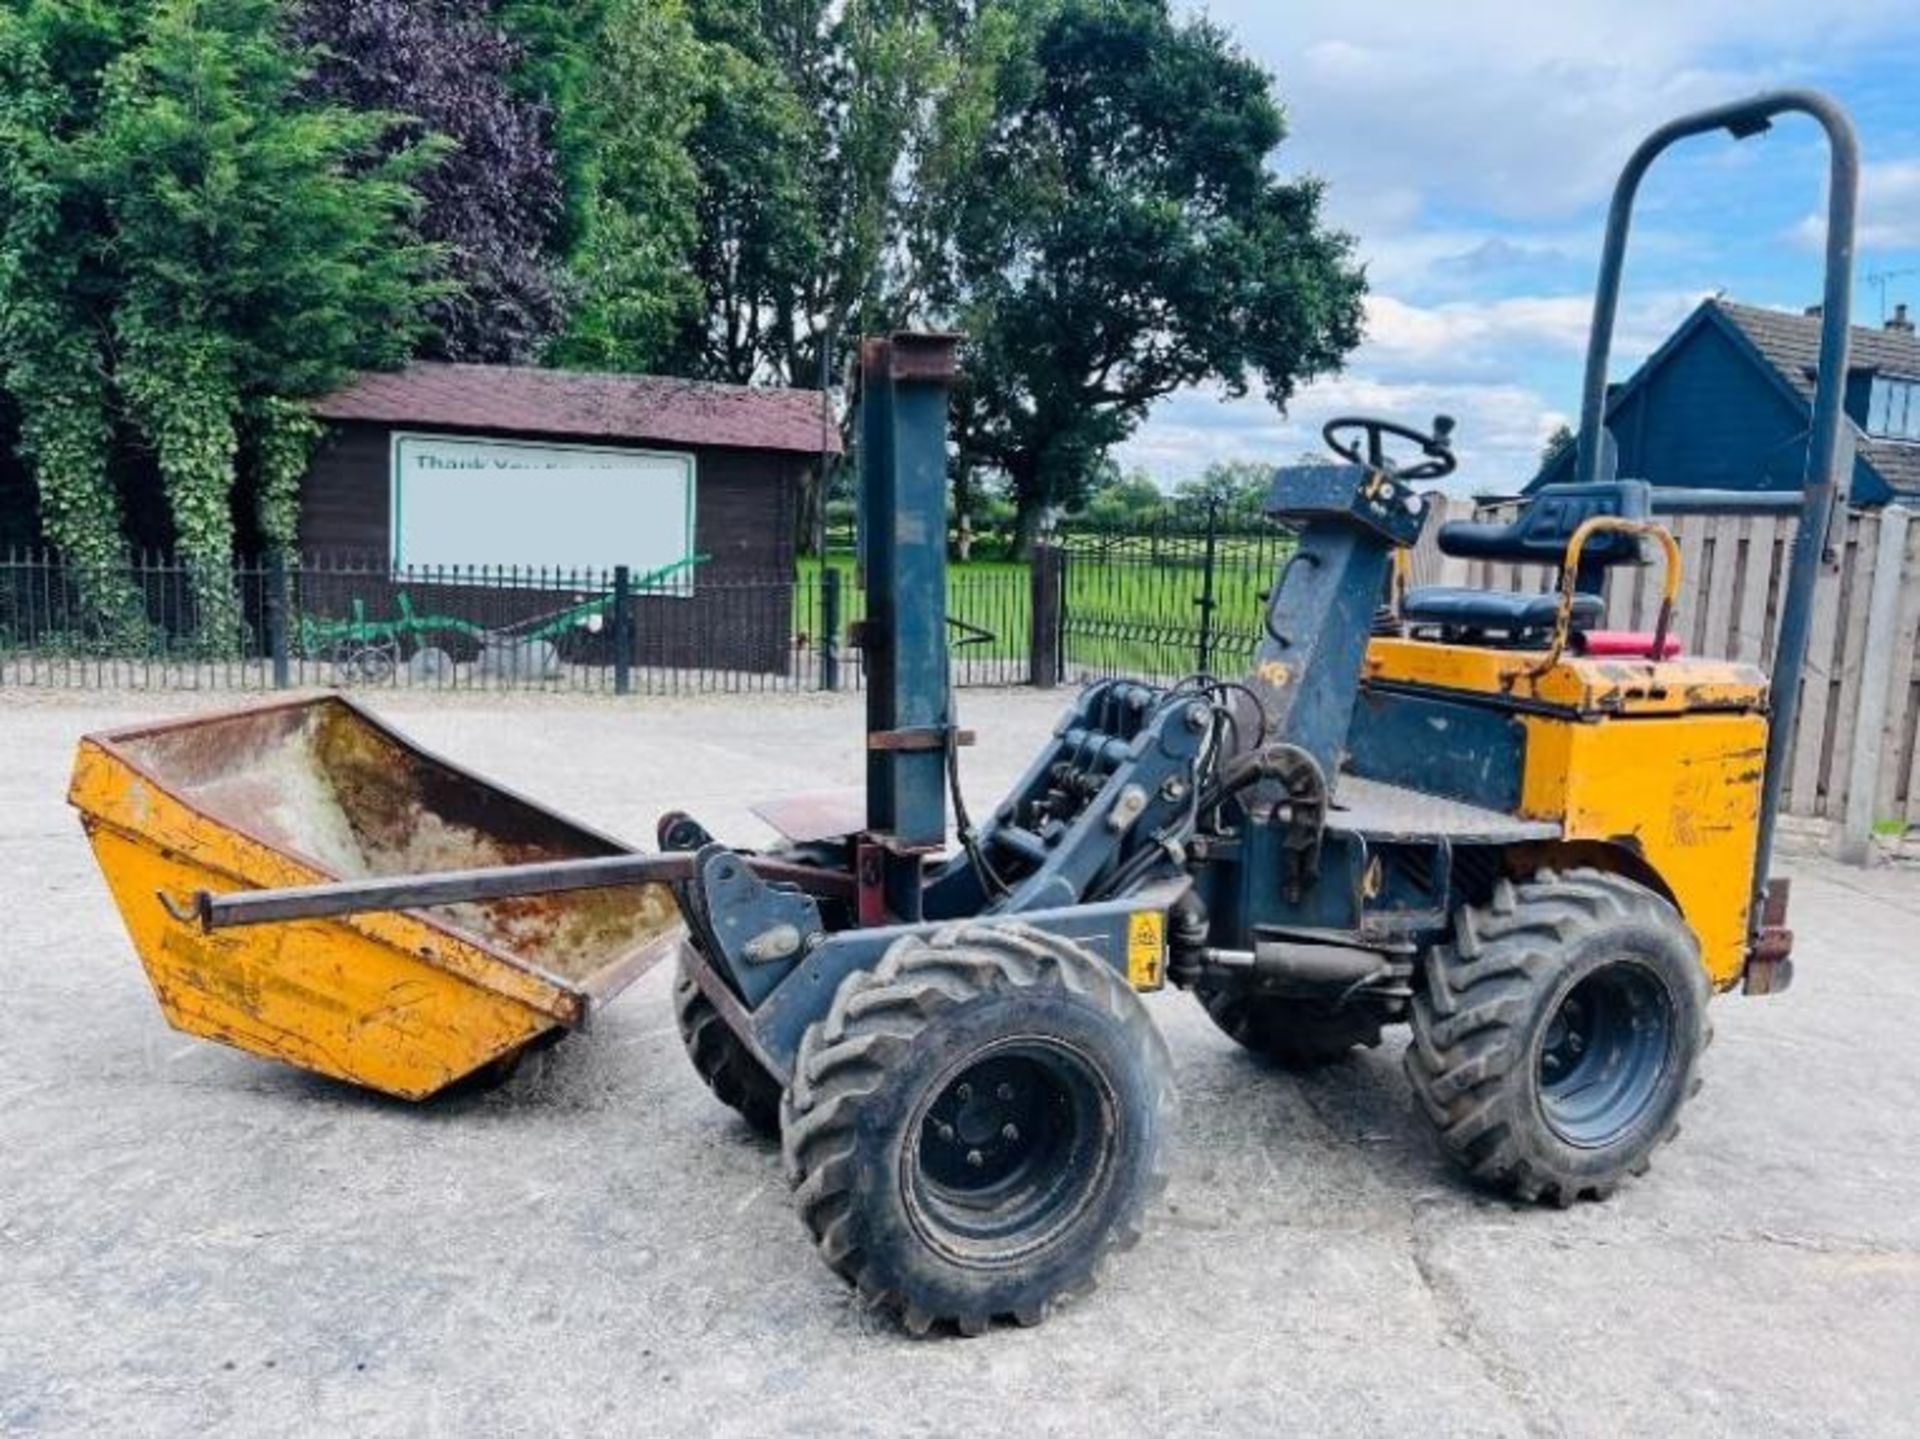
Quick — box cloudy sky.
[1118,0,1920,494]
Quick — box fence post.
[1839,506,1909,864]
[1194,500,1220,674]
[267,551,290,691]
[612,565,632,696]
[820,564,841,692]
[1030,543,1064,688]
[1412,493,1471,588]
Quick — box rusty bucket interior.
[70,695,681,1098]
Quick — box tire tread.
[1406,867,1709,1206]
[781,923,1173,1333]
[673,950,783,1137]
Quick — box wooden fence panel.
[1762,516,1791,664]
[1416,494,1920,832]
[1438,496,1920,830]
[1730,514,1776,665]
[1628,547,1653,631]
[1673,512,1710,653]
[1408,493,1463,588]
[1785,515,1846,815]
[1901,569,1920,825]
[1602,559,1633,628]
[1698,518,1740,659]
[1882,517,1920,823]
[1824,513,1879,820]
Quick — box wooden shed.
[301,363,839,673]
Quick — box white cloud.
[1116,375,1569,497]
[1221,0,1905,69]
[1118,285,1703,494]
[1363,294,1586,372]
[1348,222,1705,300]
[1191,0,1911,231]
[1356,227,1570,294]
[1121,1,1917,499]
[1361,289,1704,380]
[1795,158,1920,252]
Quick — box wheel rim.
[1537,960,1674,1148]
[904,1039,1117,1266]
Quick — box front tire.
[1407,869,1709,1205]
[781,925,1174,1335]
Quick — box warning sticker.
[1126,911,1166,990]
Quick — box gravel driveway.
[3,686,1916,1436]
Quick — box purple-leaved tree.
[291,0,567,363]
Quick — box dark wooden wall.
[1610,322,1808,490]
[1529,320,1891,502]
[297,420,805,673]
[299,422,391,556]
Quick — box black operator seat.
[1402,480,1652,643]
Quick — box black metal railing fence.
[0,513,1291,695]
[1054,507,1294,681]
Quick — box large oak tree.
[936,0,1366,549]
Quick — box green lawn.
[797,537,1291,677]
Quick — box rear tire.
[1194,981,1386,1068]
[1407,869,1709,1205]
[782,924,1174,1335]
[673,947,782,1138]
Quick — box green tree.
[1079,464,1169,527]
[497,0,608,253]
[506,0,828,380]
[1173,460,1273,521]
[540,0,705,371]
[502,0,823,378]
[0,0,440,643]
[0,2,148,639]
[1540,421,1575,469]
[292,0,569,363]
[504,2,1010,552]
[937,0,1365,551]
[644,0,981,549]
[670,0,827,383]
[895,0,1031,317]
[660,0,961,387]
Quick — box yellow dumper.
[70,695,681,1098]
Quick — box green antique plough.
[297,556,705,684]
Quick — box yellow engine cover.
[1364,638,1769,989]
[1364,636,1769,719]
[1515,710,1767,989]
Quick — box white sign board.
[390,432,696,591]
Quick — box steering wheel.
[1322,414,1458,483]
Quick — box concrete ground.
[2,685,1917,1437]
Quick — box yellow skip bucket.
[69,695,680,1099]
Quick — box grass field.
[797,531,1292,677]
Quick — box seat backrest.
[1437,480,1651,574]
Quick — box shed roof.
[315,362,842,457]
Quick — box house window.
[1868,376,1920,440]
